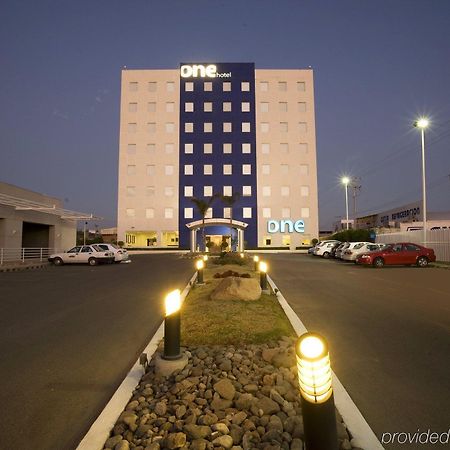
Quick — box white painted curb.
[267,275,384,450]
[76,272,197,450]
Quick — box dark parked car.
[356,242,436,268]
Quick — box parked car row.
[310,240,436,267]
[48,243,129,266]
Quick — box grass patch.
[180,263,295,346]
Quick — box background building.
[117,63,318,250]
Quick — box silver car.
[96,243,130,263]
[48,245,115,266]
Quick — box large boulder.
[210,277,261,301]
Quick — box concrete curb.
[267,274,384,450]
[0,262,49,272]
[76,272,198,450]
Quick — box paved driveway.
[265,253,450,450]
[0,254,193,450]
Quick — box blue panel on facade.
[178,63,258,249]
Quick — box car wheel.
[373,257,385,268]
[416,256,429,268]
[88,258,98,266]
[322,252,330,258]
[53,257,63,266]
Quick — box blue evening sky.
[1,0,449,230]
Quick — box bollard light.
[296,332,338,450]
[196,259,204,284]
[203,254,208,268]
[253,255,259,271]
[163,289,182,360]
[259,261,268,291]
[240,252,244,258]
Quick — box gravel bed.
[103,337,364,450]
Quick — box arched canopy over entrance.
[186,218,248,252]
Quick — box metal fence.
[0,248,54,265]
[376,229,450,262]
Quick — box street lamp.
[341,177,350,230]
[163,289,182,360]
[259,261,268,291]
[414,117,429,246]
[196,259,205,284]
[253,255,259,271]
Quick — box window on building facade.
[184,186,193,197]
[282,208,291,218]
[204,186,213,196]
[204,102,213,112]
[184,143,193,154]
[265,237,272,246]
[300,164,309,175]
[243,186,252,196]
[241,81,250,91]
[145,208,155,219]
[281,186,290,196]
[204,122,213,133]
[297,81,306,92]
[127,165,136,175]
[260,102,269,112]
[184,207,193,219]
[299,122,307,133]
[243,207,252,218]
[128,123,137,133]
[148,82,157,92]
[223,102,232,112]
[280,143,289,153]
[148,102,156,112]
[263,208,271,218]
[205,208,213,219]
[165,208,174,219]
[242,143,251,153]
[282,235,291,246]
[223,143,232,154]
[185,123,193,133]
[127,144,137,154]
[146,165,155,176]
[300,186,310,197]
[299,143,308,154]
[242,122,251,133]
[279,102,288,112]
[165,123,175,133]
[260,81,268,92]
[129,82,138,92]
[128,103,137,112]
[166,102,175,113]
[165,143,174,154]
[278,81,287,91]
[204,164,213,175]
[262,186,271,197]
[204,81,213,92]
[185,82,194,92]
[164,186,174,196]
[185,102,194,112]
[184,165,193,175]
[223,207,231,219]
[126,186,136,197]
[261,123,269,133]
[261,143,270,154]
[262,164,270,175]
[242,164,251,175]
[223,186,232,196]
[223,164,232,175]
[164,165,174,176]
[126,208,135,217]
[280,122,288,132]
[146,186,155,196]
[223,82,231,92]
[281,164,289,175]
[301,207,310,218]
[166,81,175,92]
[223,122,232,133]
[241,102,250,112]
[298,102,307,112]
[203,143,213,154]
[147,122,156,133]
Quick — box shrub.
[213,252,247,266]
[214,270,251,278]
[330,229,374,242]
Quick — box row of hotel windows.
[128,81,306,93]
[125,142,309,155]
[126,164,309,176]
[127,122,308,133]
[125,185,310,197]
[127,101,307,113]
[125,206,311,219]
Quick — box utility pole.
[351,177,362,228]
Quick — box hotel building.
[117,63,318,250]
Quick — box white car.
[341,242,385,261]
[314,240,340,258]
[96,243,129,262]
[48,245,115,266]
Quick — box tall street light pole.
[342,177,350,230]
[414,118,429,246]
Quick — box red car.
[356,242,436,268]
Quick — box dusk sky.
[1,0,449,230]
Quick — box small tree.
[191,195,218,251]
[221,192,240,251]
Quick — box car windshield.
[366,244,379,251]
[92,245,104,251]
[353,243,364,249]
